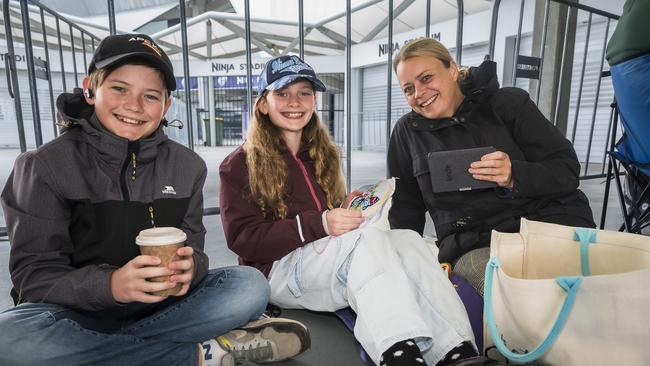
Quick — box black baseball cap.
[257,55,326,95]
[88,34,176,91]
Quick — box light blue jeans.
[0,266,270,366]
[268,227,474,365]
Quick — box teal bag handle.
[484,257,582,363]
[573,228,597,276]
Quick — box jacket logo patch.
[162,185,177,195]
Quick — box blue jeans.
[0,266,270,366]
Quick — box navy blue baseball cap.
[257,55,326,95]
[88,34,176,91]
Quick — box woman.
[389,38,595,294]
[220,55,501,366]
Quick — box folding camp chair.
[601,55,650,234]
[604,111,650,233]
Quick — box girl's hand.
[468,151,513,188]
[342,190,364,208]
[110,255,177,303]
[326,208,365,236]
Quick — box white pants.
[268,227,474,365]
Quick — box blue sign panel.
[175,76,198,90]
[213,75,260,89]
[175,76,260,90]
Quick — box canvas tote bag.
[483,218,650,365]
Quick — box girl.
[220,55,498,366]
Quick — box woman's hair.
[392,37,469,85]
[86,57,170,102]
[244,89,346,219]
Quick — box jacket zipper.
[148,205,156,227]
[119,141,139,201]
[120,143,155,228]
[131,153,137,181]
[292,154,322,212]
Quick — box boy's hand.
[168,246,194,296]
[468,150,513,188]
[111,255,177,303]
[326,208,365,236]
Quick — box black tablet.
[427,146,497,193]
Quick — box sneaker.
[216,317,310,365]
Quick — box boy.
[0,34,308,366]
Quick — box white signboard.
[173,55,344,77]
[350,10,492,68]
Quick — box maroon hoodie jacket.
[219,145,329,276]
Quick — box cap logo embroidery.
[270,56,311,75]
[128,36,162,57]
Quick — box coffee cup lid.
[136,227,187,246]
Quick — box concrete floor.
[0,146,630,365]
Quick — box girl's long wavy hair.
[244,90,346,219]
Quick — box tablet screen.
[427,146,497,193]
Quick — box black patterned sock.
[435,341,479,366]
[380,339,426,366]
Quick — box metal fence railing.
[3,0,102,152]
[0,0,622,237]
[488,0,619,179]
[553,0,618,179]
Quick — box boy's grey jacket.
[1,91,208,319]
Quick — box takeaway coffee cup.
[135,227,187,296]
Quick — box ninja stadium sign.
[378,33,441,57]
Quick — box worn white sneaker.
[201,317,310,365]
